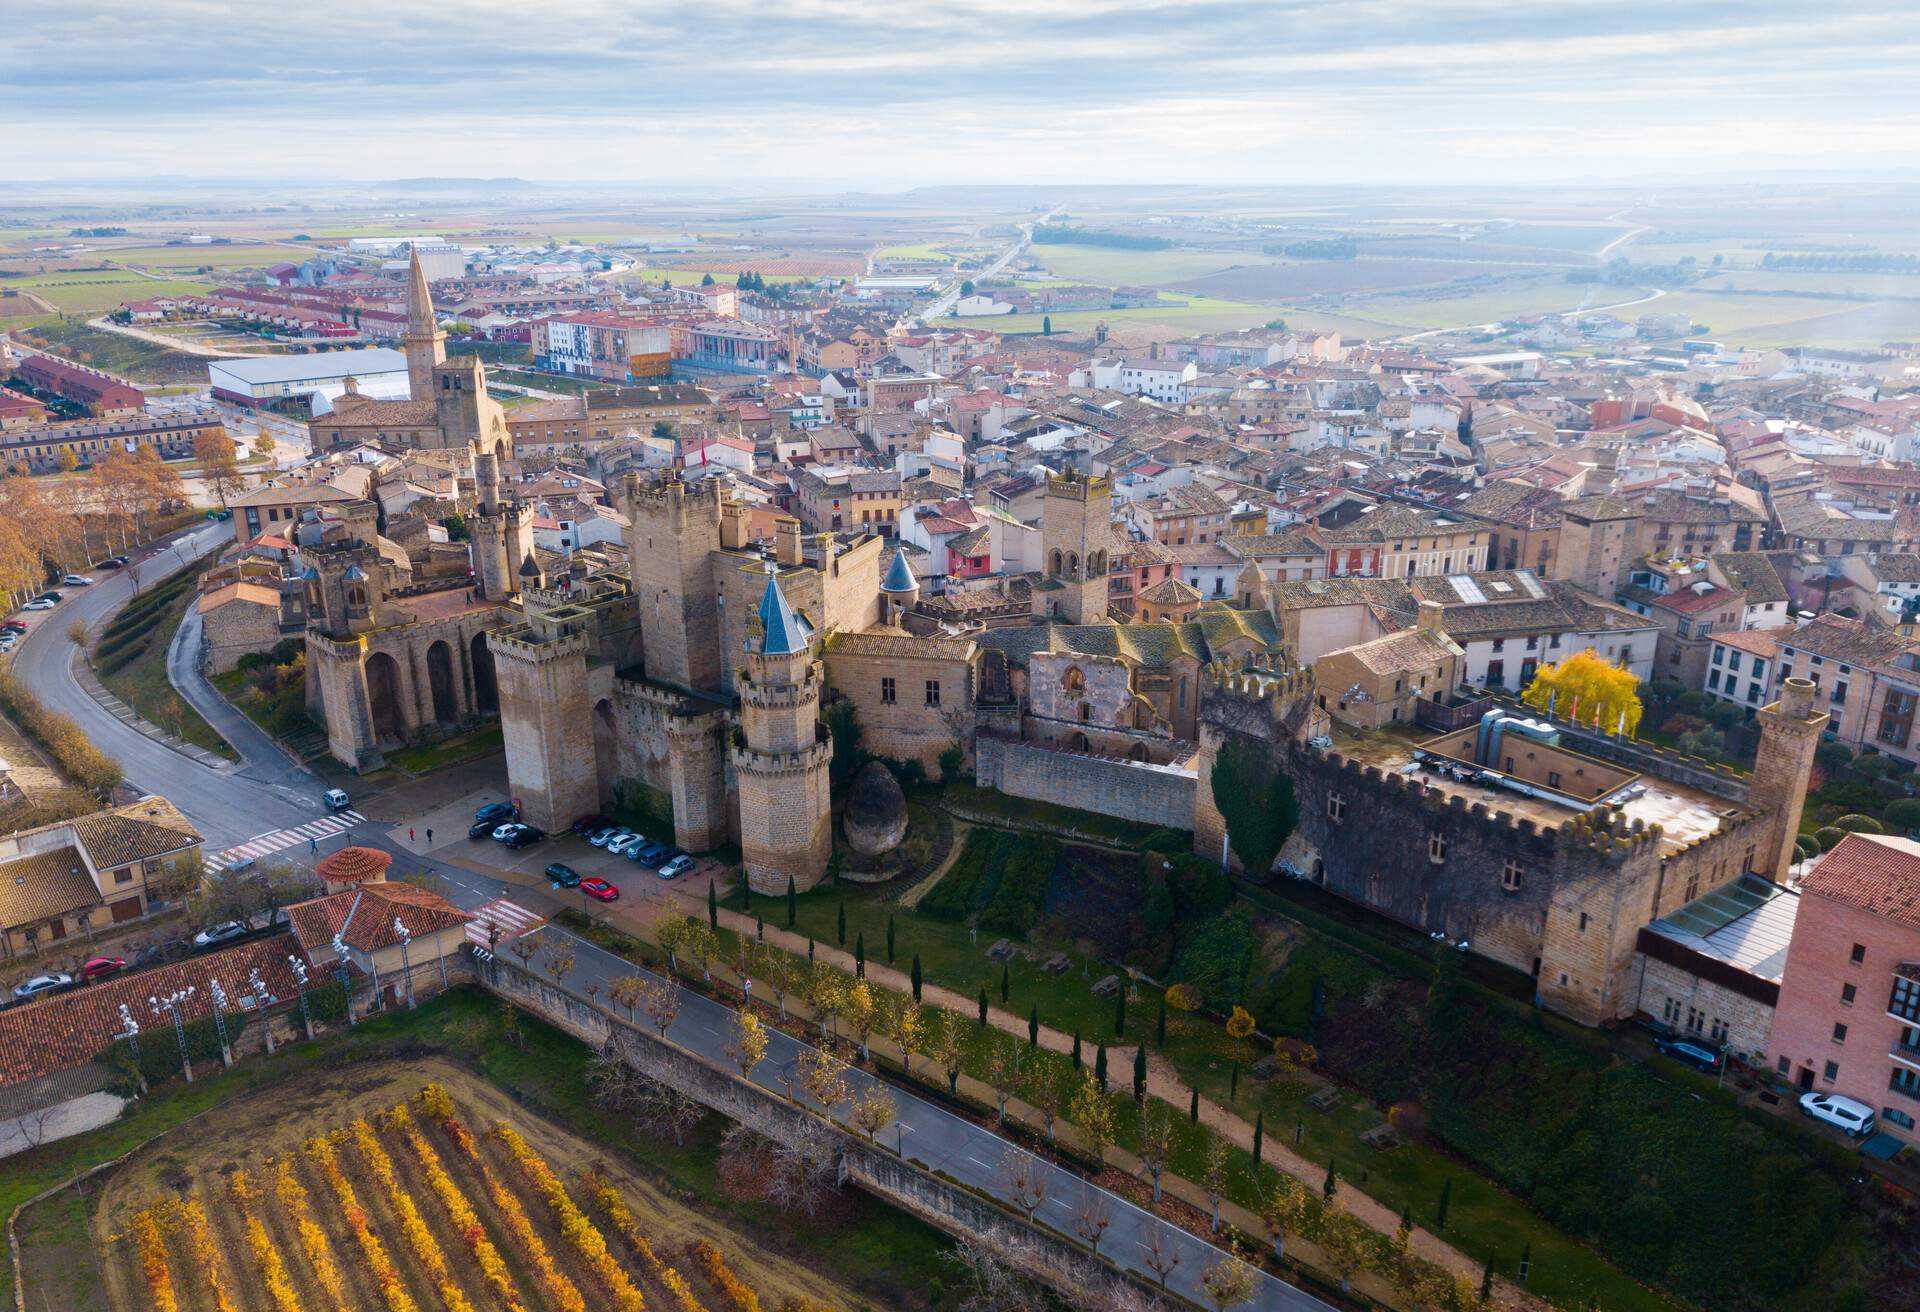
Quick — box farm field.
[103,243,291,271]
[1182,257,1529,301]
[1633,290,1920,342]
[82,1059,880,1312]
[6,272,213,316]
[1690,268,1920,298]
[1467,223,1628,253]
[978,294,1296,339]
[1329,277,1656,332]
[1025,242,1275,287]
[9,320,214,384]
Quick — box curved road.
[8,521,324,851]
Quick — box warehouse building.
[209,349,411,411]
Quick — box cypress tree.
[1229,1060,1239,1101]
[1436,1177,1453,1230]
[1072,1032,1082,1069]
[1252,1111,1264,1168]
[910,954,922,1001]
[1132,1044,1146,1102]
[1155,996,1166,1048]
[808,936,815,963]
[786,874,796,927]
[999,962,1009,1004]
[740,875,751,911]
[708,882,719,930]
[836,902,846,946]
[1323,1161,1337,1201]
[1189,1088,1199,1122]
[1094,1044,1108,1092]
[755,915,763,942]
[1113,986,1125,1039]
[1480,1260,1493,1301]
[886,914,896,964]
[977,987,988,1026]
[1028,1004,1038,1047]
[855,932,865,978]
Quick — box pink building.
[1768,833,1920,1144]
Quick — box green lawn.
[93,579,233,759]
[384,723,504,775]
[485,367,599,395]
[9,319,212,384]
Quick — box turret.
[880,545,920,626]
[731,568,832,893]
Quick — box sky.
[5,1,1919,186]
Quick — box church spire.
[401,245,446,400]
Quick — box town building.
[0,797,202,960]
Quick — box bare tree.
[1071,1184,1113,1256]
[1139,1101,1175,1204]
[984,1030,1026,1125]
[1141,1226,1183,1292]
[587,1035,647,1111]
[542,945,577,985]
[994,1146,1049,1222]
[639,976,680,1036]
[1202,1130,1231,1233]
[943,1231,1045,1312]
[725,1120,842,1219]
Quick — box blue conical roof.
[880,545,918,595]
[756,569,811,655]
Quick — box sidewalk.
[73,646,232,770]
[165,605,312,781]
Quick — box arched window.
[346,585,367,608]
[1129,742,1150,762]
[1068,732,1090,753]
[1078,702,1091,722]
[1067,551,1080,577]
[1050,549,1064,576]
[1062,666,1085,692]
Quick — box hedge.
[0,671,122,795]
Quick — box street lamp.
[208,978,233,1067]
[150,987,195,1084]
[247,967,276,1055]
[393,918,416,1009]
[330,933,357,1026]
[116,1003,146,1094]
[288,954,313,1038]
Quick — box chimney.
[774,517,803,566]
[1417,598,1446,637]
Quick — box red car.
[80,956,127,981]
[581,878,619,902]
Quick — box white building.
[1705,629,1784,711]
[407,241,467,281]
[209,349,410,411]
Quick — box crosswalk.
[466,898,545,949]
[219,811,366,864]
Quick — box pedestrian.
[409,828,416,843]
[425,828,432,844]
[309,836,317,856]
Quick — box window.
[1823,1060,1840,1082]
[1547,770,1562,789]
[1578,912,1589,932]
[1833,1022,1848,1044]
[1842,983,1856,1005]
[1852,942,1867,965]
[924,680,940,708]
[1886,1107,1917,1130]
[1894,1067,1920,1101]
[1502,859,1522,892]
[1664,997,1682,1025]
[1684,870,1700,902]
[1428,834,1447,863]
[113,869,132,885]
[1777,1055,1791,1076]
[1710,1017,1729,1043]
[1832,682,1848,706]
[880,677,896,705]
[1892,974,1920,1022]
[1327,792,1346,822]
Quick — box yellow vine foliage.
[274,1157,351,1312]
[229,1171,302,1312]
[348,1118,476,1312]
[382,1104,528,1312]
[306,1134,419,1312]
[420,1097,584,1312]
[131,1207,178,1312]
[694,1240,764,1312]
[584,1169,707,1312]
[180,1197,240,1312]
[492,1123,645,1312]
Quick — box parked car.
[492,822,527,843]
[37,591,63,604]
[658,854,696,880]
[503,826,545,850]
[545,862,582,887]
[62,574,93,586]
[468,818,496,840]
[607,832,646,857]
[1800,1091,1877,1138]
[569,814,609,836]
[205,509,232,521]
[475,801,517,825]
[21,598,54,611]
[80,955,127,981]
[0,635,16,654]
[99,556,128,569]
[12,972,73,1001]
[589,826,628,849]
[631,840,671,867]
[0,621,26,634]
[192,921,249,949]
[581,877,619,902]
[1654,1035,1723,1074]
[323,788,351,811]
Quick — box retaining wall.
[975,735,1195,829]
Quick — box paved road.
[408,840,1325,1312]
[912,205,1063,327]
[7,521,324,851]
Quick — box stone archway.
[366,651,404,744]
[426,640,459,724]
[470,632,498,713]
[592,699,618,810]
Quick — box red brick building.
[13,354,143,418]
[1769,832,1920,1143]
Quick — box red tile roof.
[0,937,310,1087]
[286,882,471,955]
[1802,834,1920,933]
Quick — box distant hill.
[373,177,538,191]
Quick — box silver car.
[12,972,73,1001]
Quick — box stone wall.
[1633,949,1776,1062]
[975,734,1195,829]
[482,962,1130,1297]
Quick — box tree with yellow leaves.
[1520,648,1643,737]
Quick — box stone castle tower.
[1034,471,1112,624]
[626,476,725,692]
[401,247,447,399]
[470,449,534,604]
[1750,676,1829,881]
[731,568,833,893]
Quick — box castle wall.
[492,627,597,832]
[975,735,1196,831]
[627,480,723,693]
[823,646,975,775]
[1028,650,1138,728]
[733,739,834,893]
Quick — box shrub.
[1815,827,1848,852]
[1169,909,1257,1009]
[1884,797,1920,832]
[1794,835,1821,861]
[0,671,122,795]
[1834,814,1885,833]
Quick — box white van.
[1799,1091,1877,1138]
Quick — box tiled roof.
[0,937,309,1088]
[1139,576,1204,605]
[1336,627,1462,676]
[67,797,202,870]
[315,846,393,885]
[1801,834,1920,933]
[1652,585,1737,615]
[285,883,471,956]
[0,846,99,932]
[1224,529,1324,558]
[1711,552,1790,604]
[826,629,977,661]
[1711,626,1788,659]
[1777,613,1919,669]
